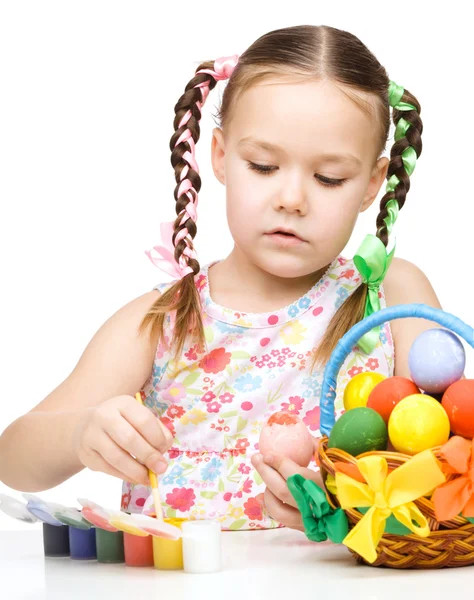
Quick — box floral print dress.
[121,255,395,530]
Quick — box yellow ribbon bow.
[335,451,445,563]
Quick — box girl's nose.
[273,178,309,215]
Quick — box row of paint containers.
[0,493,221,573]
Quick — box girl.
[0,25,441,532]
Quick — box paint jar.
[96,528,125,563]
[42,522,70,557]
[182,520,222,573]
[69,526,97,560]
[152,518,186,570]
[123,532,154,567]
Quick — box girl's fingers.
[107,418,167,474]
[119,402,174,454]
[263,488,303,529]
[87,449,147,486]
[95,433,150,484]
[251,454,298,508]
[258,452,324,487]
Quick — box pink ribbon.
[145,221,196,280]
[149,55,239,280]
[196,54,240,81]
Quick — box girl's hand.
[251,438,322,531]
[73,395,174,485]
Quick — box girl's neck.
[206,247,331,314]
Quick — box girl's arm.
[0,290,173,492]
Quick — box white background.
[1,0,472,531]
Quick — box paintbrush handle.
[135,393,164,521]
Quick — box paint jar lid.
[129,513,182,539]
[108,512,150,537]
[52,505,91,530]
[22,493,64,526]
[77,498,118,532]
[109,511,181,539]
[22,493,89,528]
[0,493,38,523]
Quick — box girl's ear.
[360,156,390,212]
[211,127,226,185]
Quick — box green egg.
[328,407,388,456]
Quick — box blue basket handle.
[319,303,474,436]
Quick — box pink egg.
[258,411,314,467]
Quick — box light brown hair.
[139,25,422,370]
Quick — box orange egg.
[442,379,474,438]
[367,376,420,423]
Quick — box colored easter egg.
[388,394,450,455]
[343,372,386,411]
[442,379,474,438]
[259,411,314,467]
[328,407,388,456]
[367,376,420,423]
[408,329,465,394]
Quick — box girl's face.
[211,77,389,279]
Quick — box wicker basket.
[317,302,474,569]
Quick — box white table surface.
[0,528,473,600]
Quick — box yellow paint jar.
[152,518,186,570]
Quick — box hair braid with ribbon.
[311,79,423,369]
[141,56,239,360]
[353,81,423,354]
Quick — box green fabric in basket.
[357,506,412,535]
[464,516,474,524]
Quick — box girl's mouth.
[265,231,306,246]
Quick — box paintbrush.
[135,392,164,521]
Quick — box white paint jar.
[182,520,222,574]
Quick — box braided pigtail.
[311,81,423,369]
[140,56,239,363]
[376,82,422,245]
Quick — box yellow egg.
[388,394,450,455]
[343,372,386,411]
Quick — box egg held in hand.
[258,411,314,467]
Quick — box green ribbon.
[395,118,410,141]
[350,81,419,354]
[353,234,395,354]
[388,81,418,178]
[388,81,416,112]
[287,474,348,543]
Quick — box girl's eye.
[315,174,348,188]
[246,162,277,175]
[246,162,347,187]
